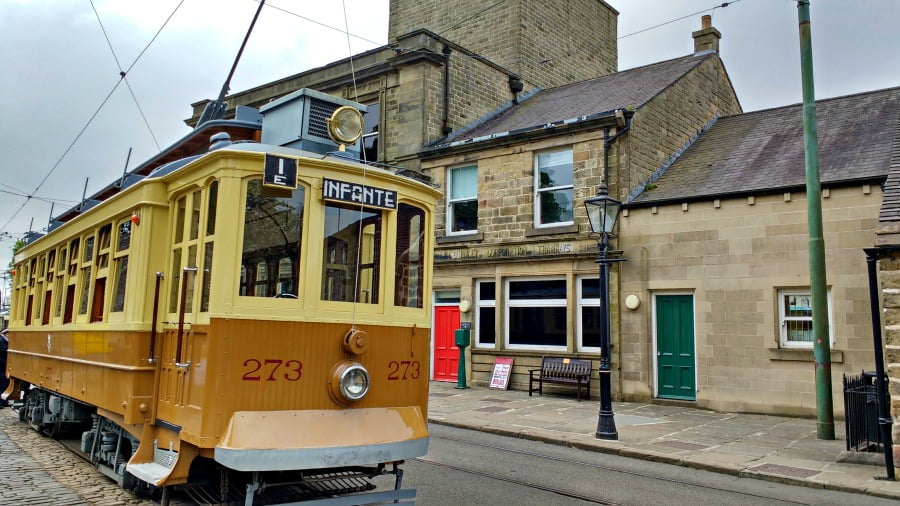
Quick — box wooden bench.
[528,357,592,401]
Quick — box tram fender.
[215,407,430,472]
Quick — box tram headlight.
[327,106,364,146]
[329,361,370,404]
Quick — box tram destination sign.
[264,155,298,191]
[322,178,397,210]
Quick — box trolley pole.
[797,0,834,440]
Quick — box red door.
[433,306,460,382]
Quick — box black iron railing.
[843,371,888,452]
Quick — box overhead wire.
[261,0,382,47]
[341,0,367,323]
[89,0,161,151]
[618,1,742,40]
[0,0,187,239]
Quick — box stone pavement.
[0,406,153,505]
[427,380,900,501]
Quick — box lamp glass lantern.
[584,190,622,236]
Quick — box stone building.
[420,20,741,387]
[622,87,900,415]
[187,0,621,172]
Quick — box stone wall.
[619,186,882,416]
[389,0,618,88]
[875,252,900,464]
[619,55,742,200]
[423,131,606,241]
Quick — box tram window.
[200,243,213,312]
[98,223,111,269]
[190,190,202,240]
[64,285,75,323]
[111,219,131,313]
[83,236,94,262]
[54,276,64,318]
[91,278,105,322]
[111,257,128,312]
[186,245,197,308]
[395,204,425,308]
[78,267,92,315]
[117,221,131,251]
[26,295,33,325]
[59,247,67,271]
[206,181,219,235]
[168,250,182,313]
[321,203,382,304]
[239,179,305,298]
[174,196,186,243]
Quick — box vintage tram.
[3,89,438,504]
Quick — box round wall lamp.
[624,294,641,310]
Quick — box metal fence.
[843,371,888,452]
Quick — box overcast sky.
[1,0,898,296]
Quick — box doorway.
[655,294,696,400]
[433,290,461,382]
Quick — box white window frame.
[505,276,568,351]
[446,165,478,235]
[534,148,574,228]
[778,289,834,349]
[577,276,601,353]
[475,279,496,348]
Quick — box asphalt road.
[395,423,896,506]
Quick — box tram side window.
[64,238,80,323]
[321,203,382,304]
[239,179,305,298]
[394,204,425,308]
[200,181,218,312]
[111,219,131,312]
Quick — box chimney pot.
[692,16,721,53]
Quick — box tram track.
[426,432,810,506]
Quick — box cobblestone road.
[0,407,154,505]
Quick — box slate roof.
[630,86,900,206]
[436,52,715,146]
[877,97,900,224]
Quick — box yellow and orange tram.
[4,89,439,505]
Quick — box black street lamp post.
[584,183,624,440]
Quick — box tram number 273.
[387,360,421,381]
[242,359,303,381]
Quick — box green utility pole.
[797,0,834,440]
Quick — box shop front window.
[475,280,496,347]
[506,278,567,350]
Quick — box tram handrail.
[175,267,198,370]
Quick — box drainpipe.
[442,44,452,136]
[864,247,896,480]
[603,110,632,191]
[603,109,631,399]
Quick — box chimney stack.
[692,15,721,53]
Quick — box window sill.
[524,224,579,237]
[437,232,484,244]
[768,348,843,363]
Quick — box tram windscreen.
[321,204,382,304]
[239,179,305,298]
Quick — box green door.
[656,295,695,400]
